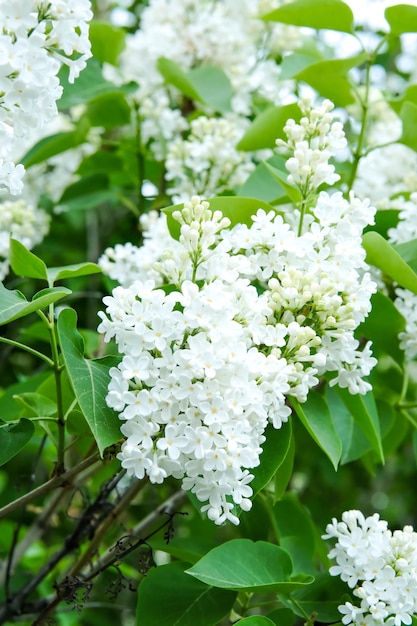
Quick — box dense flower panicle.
[276,97,347,196]
[165,116,259,203]
[116,0,296,158]
[324,510,417,626]
[99,174,377,523]
[0,199,50,280]
[99,210,182,288]
[0,0,92,193]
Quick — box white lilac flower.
[99,175,377,523]
[324,510,417,626]
[0,0,92,194]
[165,115,258,203]
[116,0,296,158]
[0,199,50,280]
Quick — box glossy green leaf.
[363,231,417,294]
[58,173,109,205]
[21,130,88,168]
[394,238,417,273]
[157,57,202,102]
[279,52,324,81]
[188,65,233,113]
[261,0,354,33]
[267,608,295,626]
[237,618,276,626]
[86,91,131,128]
[263,162,303,203]
[10,239,48,280]
[187,539,313,594]
[0,283,71,326]
[0,419,35,466]
[47,262,102,284]
[237,103,301,151]
[251,422,293,497]
[400,101,417,151]
[164,196,279,240]
[57,308,121,456]
[58,58,134,110]
[291,392,342,470]
[274,495,316,575]
[136,562,236,626]
[295,54,368,106]
[335,388,384,463]
[385,4,417,34]
[284,571,349,624]
[13,393,56,418]
[89,21,125,65]
[326,386,372,463]
[238,157,288,202]
[358,292,405,365]
[274,432,295,501]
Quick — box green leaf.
[58,173,109,205]
[237,103,301,151]
[58,58,134,110]
[274,495,316,575]
[0,419,35,466]
[89,21,125,65]
[266,608,295,626]
[13,392,56,418]
[284,571,349,624]
[358,292,405,365]
[385,4,417,34]
[57,308,121,456]
[261,0,354,33]
[86,91,131,128]
[237,618,276,626]
[47,262,102,284]
[335,388,384,463]
[136,562,236,626]
[251,422,292,497]
[291,392,342,470]
[0,283,71,326]
[188,66,233,113]
[157,57,202,102]
[238,156,289,202]
[163,196,279,240]
[362,231,417,294]
[187,539,313,594]
[294,54,368,106]
[21,130,88,168]
[263,162,303,203]
[279,52,324,81]
[400,101,417,151]
[394,237,417,273]
[274,432,295,501]
[10,239,48,280]
[326,386,372,463]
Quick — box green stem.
[0,336,54,367]
[297,197,309,237]
[38,308,66,473]
[347,37,389,192]
[400,409,417,430]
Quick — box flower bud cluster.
[276,97,347,196]
[0,0,93,194]
[324,510,417,626]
